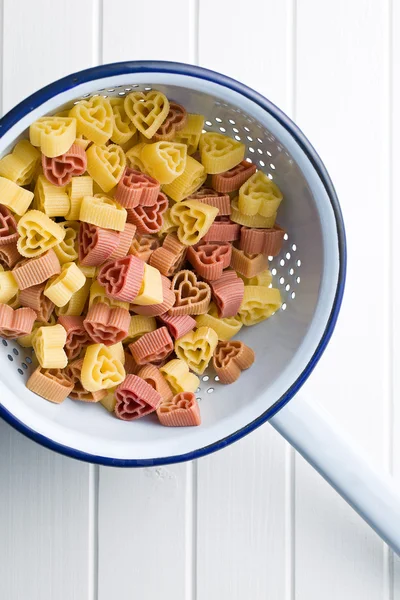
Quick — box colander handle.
[270,395,400,554]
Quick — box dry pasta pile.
[0,90,284,426]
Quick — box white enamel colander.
[0,61,399,553]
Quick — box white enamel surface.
[1,1,399,599]
[0,78,339,460]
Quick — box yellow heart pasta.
[237,269,273,287]
[66,175,94,221]
[141,142,187,184]
[0,176,34,216]
[124,315,157,344]
[175,326,218,375]
[160,359,200,394]
[17,210,65,257]
[69,97,113,146]
[162,156,207,202]
[53,221,79,265]
[81,343,125,392]
[32,324,68,369]
[124,90,170,139]
[55,278,91,317]
[238,171,283,217]
[86,143,126,193]
[44,262,86,307]
[79,195,127,231]
[170,199,219,246]
[199,132,245,174]
[110,97,137,145]
[238,286,282,326]
[0,140,40,186]
[230,198,277,228]
[126,142,147,172]
[34,175,70,217]
[30,117,77,158]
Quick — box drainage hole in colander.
[244,126,250,132]
[272,268,277,276]
[214,376,220,382]
[292,244,297,251]
[291,292,296,299]
[297,260,301,267]
[268,173,273,180]
[196,397,202,402]
[259,160,265,167]
[196,387,201,393]
[247,136,253,141]
[267,150,272,157]
[268,256,273,262]
[235,135,241,141]
[232,127,239,133]
[21,363,28,370]
[202,375,209,382]
[249,147,255,153]
[2,339,7,347]
[13,348,19,356]
[289,268,294,275]
[281,303,287,311]
[25,356,32,364]
[229,119,236,125]
[207,388,214,394]
[285,284,291,291]
[280,259,285,266]
[286,252,291,260]
[257,148,263,154]
[219,127,226,133]
[270,163,276,170]
[284,233,289,241]
[17,369,23,375]
[7,354,13,361]
[279,277,285,284]
[205,121,212,127]
[297,276,301,284]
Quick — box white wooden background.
[0,0,399,597]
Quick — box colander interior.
[0,68,340,463]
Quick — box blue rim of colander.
[0,61,346,467]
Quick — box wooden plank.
[196,2,291,599]
[2,0,96,113]
[98,4,195,600]
[0,2,96,599]
[295,0,390,597]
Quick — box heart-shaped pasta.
[80,195,127,231]
[199,132,245,174]
[127,192,168,235]
[70,97,113,145]
[33,323,68,368]
[98,255,145,302]
[42,143,87,187]
[186,240,231,281]
[30,117,77,158]
[53,221,79,265]
[17,210,65,257]
[238,286,282,326]
[44,262,86,307]
[110,97,137,145]
[124,91,170,139]
[238,171,283,217]
[152,102,187,141]
[66,358,107,403]
[0,304,36,339]
[114,374,162,421]
[141,141,187,184]
[129,233,160,262]
[26,366,74,404]
[81,343,125,392]
[169,269,211,316]
[86,144,126,193]
[58,315,90,360]
[160,358,200,394]
[157,391,201,427]
[212,340,255,384]
[115,168,160,208]
[20,282,54,323]
[173,113,204,155]
[162,156,206,202]
[211,160,257,193]
[33,175,70,217]
[170,199,219,246]
[230,246,269,278]
[239,224,286,256]
[0,177,34,216]
[0,140,40,186]
[84,302,130,346]
[0,205,18,246]
[175,326,218,375]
